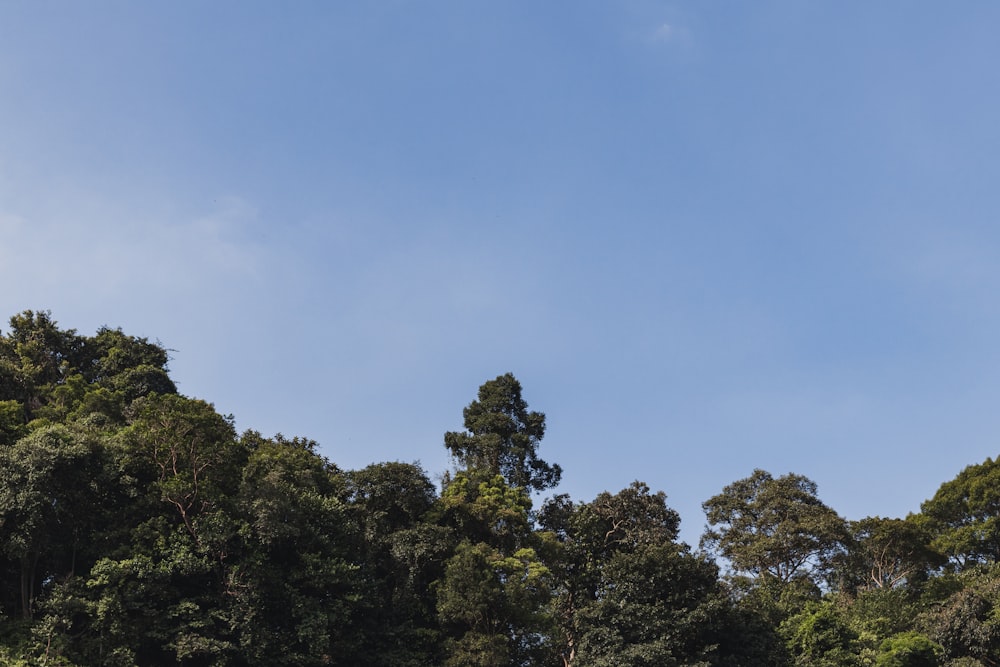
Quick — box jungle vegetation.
[0,310,996,666]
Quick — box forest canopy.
[0,311,998,667]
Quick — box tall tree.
[0,311,176,432]
[119,393,243,546]
[921,457,1000,570]
[230,433,361,666]
[918,565,1000,666]
[434,471,552,666]
[347,461,447,666]
[839,517,944,592]
[436,538,552,667]
[0,425,102,619]
[435,375,562,665]
[444,373,561,493]
[0,310,85,422]
[702,469,849,588]
[541,482,735,667]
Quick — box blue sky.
[3,2,1000,545]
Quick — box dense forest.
[0,311,998,666]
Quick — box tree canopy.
[701,469,849,586]
[3,310,1000,667]
[444,373,561,493]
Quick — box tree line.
[0,310,998,666]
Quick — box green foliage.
[7,313,1000,667]
[349,461,437,545]
[86,326,171,383]
[0,425,103,620]
[434,465,552,665]
[845,586,924,657]
[0,399,25,444]
[709,590,789,667]
[918,565,1000,666]
[0,311,85,415]
[921,458,1000,569]
[120,393,243,545]
[781,600,861,667]
[574,543,721,667]
[876,632,943,667]
[84,535,233,665]
[840,517,944,593]
[444,373,561,492]
[347,462,446,665]
[436,540,552,667]
[438,471,534,551]
[702,469,850,587]
[0,312,173,428]
[540,483,738,667]
[231,434,361,665]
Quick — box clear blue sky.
[3,2,1000,546]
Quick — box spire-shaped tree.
[444,373,561,493]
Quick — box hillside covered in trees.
[2,311,1000,666]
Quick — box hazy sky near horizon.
[3,2,1000,545]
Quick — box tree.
[921,458,1000,570]
[780,600,861,667]
[230,433,361,665]
[0,311,176,432]
[435,375,563,665]
[540,482,735,667]
[0,313,190,662]
[0,425,102,619]
[573,543,721,667]
[347,461,446,666]
[876,632,943,667]
[702,469,849,588]
[119,393,243,546]
[0,311,85,420]
[434,471,552,666]
[918,566,1000,667]
[436,540,551,667]
[840,517,944,592]
[444,374,561,493]
[437,471,534,552]
[844,586,927,660]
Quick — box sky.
[3,2,1000,546]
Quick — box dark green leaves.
[702,469,849,586]
[921,457,1000,569]
[445,373,561,492]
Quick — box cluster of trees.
[1,311,1000,666]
